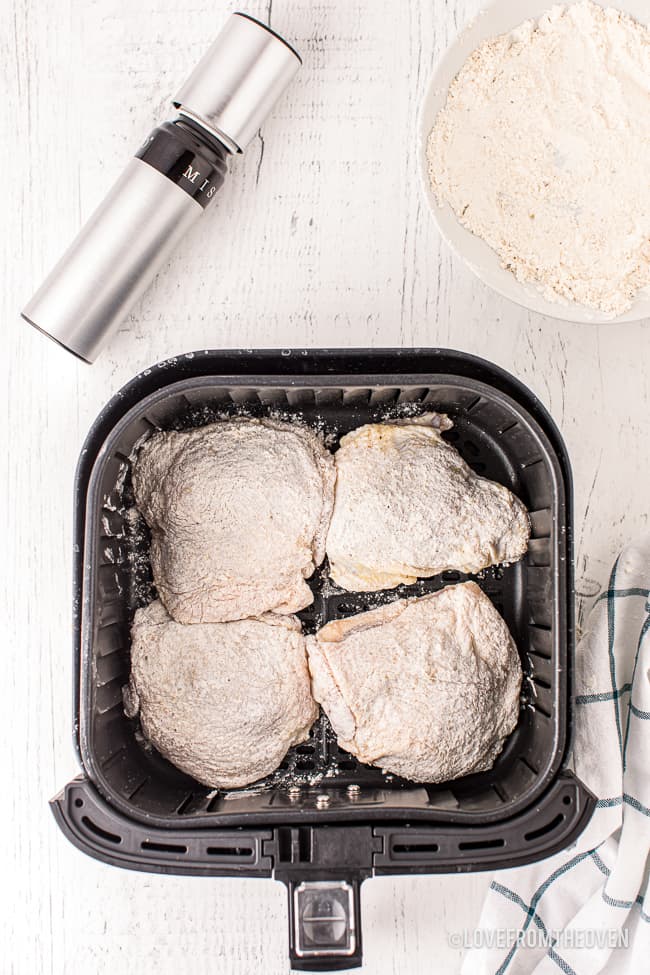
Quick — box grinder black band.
[136,121,228,208]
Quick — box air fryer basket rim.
[71,347,580,827]
[80,370,567,827]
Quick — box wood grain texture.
[2,0,649,972]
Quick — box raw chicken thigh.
[307,582,522,783]
[125,600,318,788]
[132,417,335,623]
[326,414,530,591]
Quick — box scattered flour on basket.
[427,1,650,316]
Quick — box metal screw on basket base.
[315,794,331,809]
[287,785,302,801]
[346,784,361,799]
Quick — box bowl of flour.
[419,0,650,323]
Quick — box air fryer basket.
[52,350,595,971]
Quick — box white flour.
[427,1,650,316]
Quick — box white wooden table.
[3,0,649,972]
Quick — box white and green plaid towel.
[462,538,650,975]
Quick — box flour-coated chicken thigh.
[307,582,522,783]
[125,600,318,788]
[326,414,530,592]
[132,417,336,623]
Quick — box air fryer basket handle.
[283,876,364,971]
[52,776,595,973]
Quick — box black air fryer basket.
[52,349,595,970]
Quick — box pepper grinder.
[22,12,301,363]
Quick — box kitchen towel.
[462,538,650,975]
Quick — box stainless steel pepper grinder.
[22,12,301,363]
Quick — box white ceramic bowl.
[418,0,650,324]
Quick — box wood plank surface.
[2,0,648,971]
